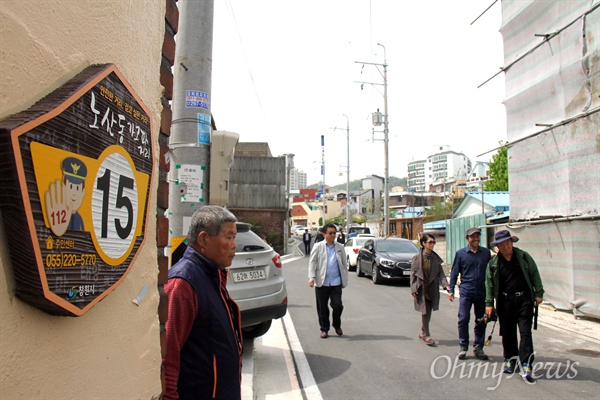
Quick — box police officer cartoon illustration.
[44,156,88,236]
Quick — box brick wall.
[230,208,286,255]
[158,0,178,394]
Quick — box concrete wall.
[0,1,164,398]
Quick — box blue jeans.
[458,295,486,348]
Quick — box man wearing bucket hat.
[485,230,544,384]
[448,227,492,360]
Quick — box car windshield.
[376,240,418,253]
[351,227,370,234]
[356,238,370,246]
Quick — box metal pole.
[378,43,390,237]
[285,154,293,254]
[481,182,485,216]
[168,0,214,260]
[321,135,326,225]
[343,114,350,234]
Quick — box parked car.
[290,225,304,236]
[344,234,375,271]
[229,222,288,338]
[356,237,419,284]
[348,226,371,238]
[292,225,308,236]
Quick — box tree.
[425,199,453,222]
[485,143,508,191]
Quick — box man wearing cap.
[448,227,492,360]
[62,156,87,231]
[485,230,544,384]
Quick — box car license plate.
[403,270,411,276]
[232,270,266,283]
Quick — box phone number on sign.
[46,253,97,268]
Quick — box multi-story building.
[407,147,472,193]
[290,167,307,190]
[465,161,489,188]
[280,153,307,190]
[407,160,427,192]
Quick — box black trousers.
[304,241,311,254]
[498,294,535,365]
[315,285,343,332]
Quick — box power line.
[225,0,265,120]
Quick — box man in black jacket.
[302,229,312,255]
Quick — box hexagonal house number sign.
[0,64,153,316]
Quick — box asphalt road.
[267,247,600,400]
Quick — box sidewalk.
[242,316,303,400]
[536,303,600,344]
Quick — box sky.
[211,0,507,187]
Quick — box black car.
[356,238,419,284]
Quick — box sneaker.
[458,346,468,360]
[503,359,516,374]
[473,347,489,360]
[522,363,535,384]
[320,331,328,339]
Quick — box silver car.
[228,222,288,338]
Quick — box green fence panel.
[446,214,487,266]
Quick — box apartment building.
[407,148,472,193]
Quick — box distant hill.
[307,176,407,192]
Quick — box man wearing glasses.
[308,223,348,338]
[448,227,492,360]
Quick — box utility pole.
[168,0,214,259]
[343,114,350,234]
[355,43,390,236]
[331,116,351,233]
[379,43,390,237]
[321,135,326,225]
[284,154,294,255]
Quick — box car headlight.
[380,258,396,267]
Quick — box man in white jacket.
[308,223,349,338]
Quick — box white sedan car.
[344,234,375,271]
[293,226,309,236]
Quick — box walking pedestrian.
[302,229,312,256]
[410,234,450,346]
[314,227,325,243]
[448,227,492,360]
[486,230,545,384]
[308,223,348,338]
[336,229,346,244]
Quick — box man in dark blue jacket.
[448,227,492,360]
[163,206,242,400]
